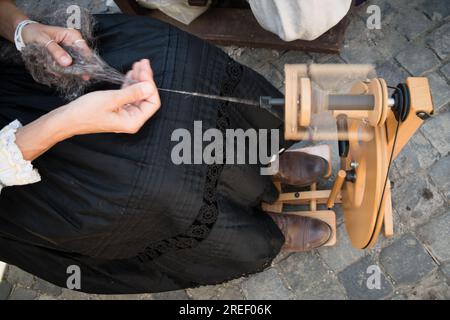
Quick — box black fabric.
[0,14,287,294]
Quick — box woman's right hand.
[15,59,161,161]
[59,59,161,136]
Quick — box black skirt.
[0,14,287,294]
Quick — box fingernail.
[61,55,71,65]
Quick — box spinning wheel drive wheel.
[341,78,390,249]
[341,119,389,249]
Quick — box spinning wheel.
[263,64,434,249]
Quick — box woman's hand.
[62,59,161,135]
[15,59,161,161]
[21,22,91,67]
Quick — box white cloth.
[137,0,351,41]
[0,120,41,193]
[137,0,211,25]
[248,0,352,41]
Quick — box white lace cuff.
[0,120,41,193]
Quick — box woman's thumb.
[114,82,154,106]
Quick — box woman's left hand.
[21,22,91,67]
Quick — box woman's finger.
[134,99,161,126]
[143,59,154,78]
[112,82,154,107]
[73,39,91,57]
[122,70,134,88]
[131,61,140,81]
[139,59,152,82]
[46,41,72,66]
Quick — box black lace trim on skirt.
[136,60,243,263]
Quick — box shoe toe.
[307,218,332,248]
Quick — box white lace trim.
[0,120,41,192]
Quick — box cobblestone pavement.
[0,0,449,300]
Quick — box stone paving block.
[441,262,450,282]
[232,48,283,69]
[420,111,450,155]
[429,155,450,201]
[36,294,59,300]
[59,288,93,300]
[388,0,425,11]
[0,281,12,300]
[254,63,285,90]
[393,131,440,177]
[369,28,409,60]
[241,268,293,300]
[402,272,450,299]
[338,256,393,300]
[152,289,189,300]
[389,292,408,300]
[33,278,62,296]
[396,44,440,75]
[318,224,365,273]
[441,62,450,81]
[9,286,38,300]
[278,253,346,299]
[422,0,450,21]
[393,7,433,41]
[341,41,385,65]
[349,9,408,59]
[94,293,152,300]
[344,14,370,42]
[376,60,410,86]
[379,234,436,285]
[427,23,450,60]
[417,212,450,262]
[187,285,221,300]
[356,0,398,25]
[420,0,450,21]
[6,266,34,289]
[272,50,312,71]
[426,72,450,111]
[391,172,445,228]
[295,275,346,300]
[308,52,336,64]
[340,19,386,64]
[216,285,245,300]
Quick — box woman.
[0,0,331,294]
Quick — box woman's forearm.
[14,107,74,162]
[0,0,29,42]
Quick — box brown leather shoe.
[268,213,332,252]
[275,151,328,186]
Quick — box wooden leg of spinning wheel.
[310,183,317,211]
[383,179,394,237]
[326,170,346,209]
